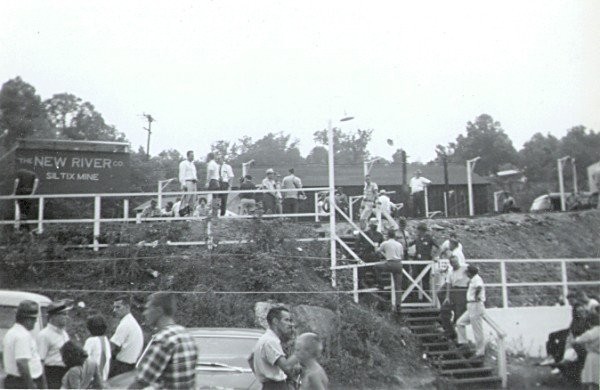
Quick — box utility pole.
[442,153,449,217]
[142,113,155,159]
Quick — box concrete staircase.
[402,308,502,389]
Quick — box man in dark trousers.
[355,218,384,288]
[407,222,439,300]
[13,169,39,227]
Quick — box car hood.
[107,369,259,390]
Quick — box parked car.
[530,192,599,212]
[0,290,52,384]
[107,328,263,390]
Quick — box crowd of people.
[354,213,490,359]
[140,151,308,220]
[2,293,198,389]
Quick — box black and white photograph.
[0,1,599,389]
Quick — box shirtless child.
[294,333,329,390]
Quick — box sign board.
[15,149,130,194]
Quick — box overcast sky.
[1,1,599,163]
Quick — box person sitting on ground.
[141,200,162,218]
[192,197,209,218]
[550,291,600,381]
[572,307,600,390]
[501,191,520,213]
[160,201,174,217]
[60,340,103,389]
[83,314,111,382]
[334,188,349,215]
[172,197,182,218]
[294,333,329,390]
[239,175,257,215]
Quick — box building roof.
[15,138,130,153]
[244,163,489,187]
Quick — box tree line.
[1,77,599,193]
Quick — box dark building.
[245,163,490,217]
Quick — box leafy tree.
[518,132,560,183]
[559,126,600,188]
[306,146,328,164]
[43,94,126,142]
[313,128,373,164]
[0,77,52,147]
[440,114,518,175]
[234,132,304,166]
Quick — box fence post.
[500,261,509,308]
[93,196,101,252]
[14,200,20,230]
[314,192,319,222]
[123,199,129,221]
[424,186,429,218]
[37,197,44,234]
[561,260,569,300]
[498,335,507,388]
[353,267,359,303]
[390,273,396,310]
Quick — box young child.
[83,314,111,382]
[294,333,329,390]
[60,341,103,389]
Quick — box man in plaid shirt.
[129,293,198,389]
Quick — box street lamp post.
[157,178,176,209]
[363,157,381,177]
[466,157,480,216]
[328,115,354,287]
[557,156,570,211]
[242,159,255,178]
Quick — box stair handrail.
[482,312,507,388]
[334,204,376,248]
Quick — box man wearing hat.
[3,300,46,389]
[261,168,278,214]
[409,170,431,218]
[37,299,72,388]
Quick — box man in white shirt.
[3,300,46,389]
[37,300,72,389]
[376,230,405,307]
[261,169,278,214]
[375,189,400,233]
[409,170,431,218]
[440,256,470,340]
[217,156,235,216]
[109,296,144,378]
[281,168,304,215]
[360,175,379,230]
[439,232,467,266]
[205,152,221,217]
[456,265,487,358]
[178,150,197,213]
[248,307,299,389]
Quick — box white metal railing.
[332,260,436,308]
[468,258,600,308]
[0,187,329,251]
[482,312,508,388]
